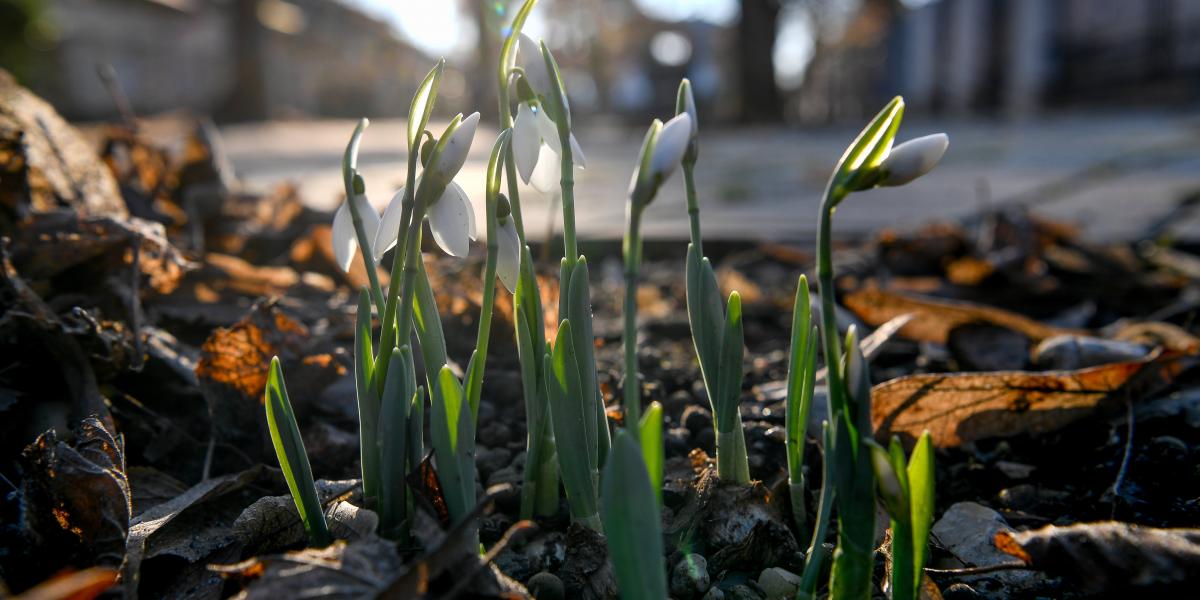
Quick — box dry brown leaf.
[871,360,1147,447]
[10,567,117,600]
[844,287,1079,344]
[995,522,1200,594]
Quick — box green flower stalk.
[673,80,750,483]
[496,0,560,519]
[785,275,818,533]
[528,30,612,522]
[806,96,947,599]
[263,357,331,548]
[602,429,668,600]
[868,432,935,600]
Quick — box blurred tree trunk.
[224,0,266,121]
[737,0,783,122]
[470,0,497,120]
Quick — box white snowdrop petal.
[879,133,949,186]
[518,33,552,97]
[373,187,408,261]
[649,113,692,178]
[428,184,472,258]
[496,219,521,293]
[434,112,479,181]
[352,193,381,252]
[331,201,357,273]
[569,133,586,169]
[534,107,562,155]
[530,143,561,194]
[513,104,541,184]
[449,181,477,241]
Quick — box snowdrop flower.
[332,192,381,273]
[510,35,585,193]
[648,113,691,180]
[876,133,949,187]
[627,112,692,211]
[373,179,477,260]
[494,196,521,293]
[676,78,698,158]
[371,112,482,260]
[423,112,480,186]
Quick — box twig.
[1109,392,1136,519]
[95,63,138,130]
[925,562,1034,576]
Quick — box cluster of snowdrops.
[262,2,949,598]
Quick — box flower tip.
[648,112,692,177]
[879,133,949,187]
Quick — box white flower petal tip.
[518,33,552,95]
[496,219,520,293]
[435,112,480,180]
[513,104,540,184]
[428,183,473,258]
[879,133,948,186]
[534,107,562,155]
[569,134,586,168]
[331,201,355,272]
[373,187,408,261]
[649,113,692,178]
[331,194,379,271]
[530,143,561,194]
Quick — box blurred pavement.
[220,112,1200,244]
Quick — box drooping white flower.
[648,112,692,180]
[877,133,948,187]
[512,102,585,189]
[332,192,381,272]
[495,217,521,293]
[373,180,478,260]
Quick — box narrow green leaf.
[567,257,603,472]
[264,357,331,547]
[601,429,667,600]
[714,291,744,434]
[378,347,411,538]
[639,402,664,506]
[685,245,723,387]
[413,258,448,384]
[546,321,599,527]
[354,289,380,507]
[907,431,935,588]
[784,275,812,484]
[430,366,473,524]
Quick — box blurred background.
[4,0,1200,242]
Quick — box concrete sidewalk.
[220,112,1200,244]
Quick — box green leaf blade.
[601,429,667,600]
[264,357,331,547]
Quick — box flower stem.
[622,206,643,443]
[683,162,702,252]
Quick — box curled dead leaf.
[871,360,1148,447]
[995,522,1200,594]
[844,287,1077,345]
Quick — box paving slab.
[219,112,1200,244]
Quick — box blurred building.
[887,0,1200,117]
[25,0,433,121]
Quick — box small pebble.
[527,571,564,600]
[757,567,801,599]
[670,553,710,599]
[683,405,713,434]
